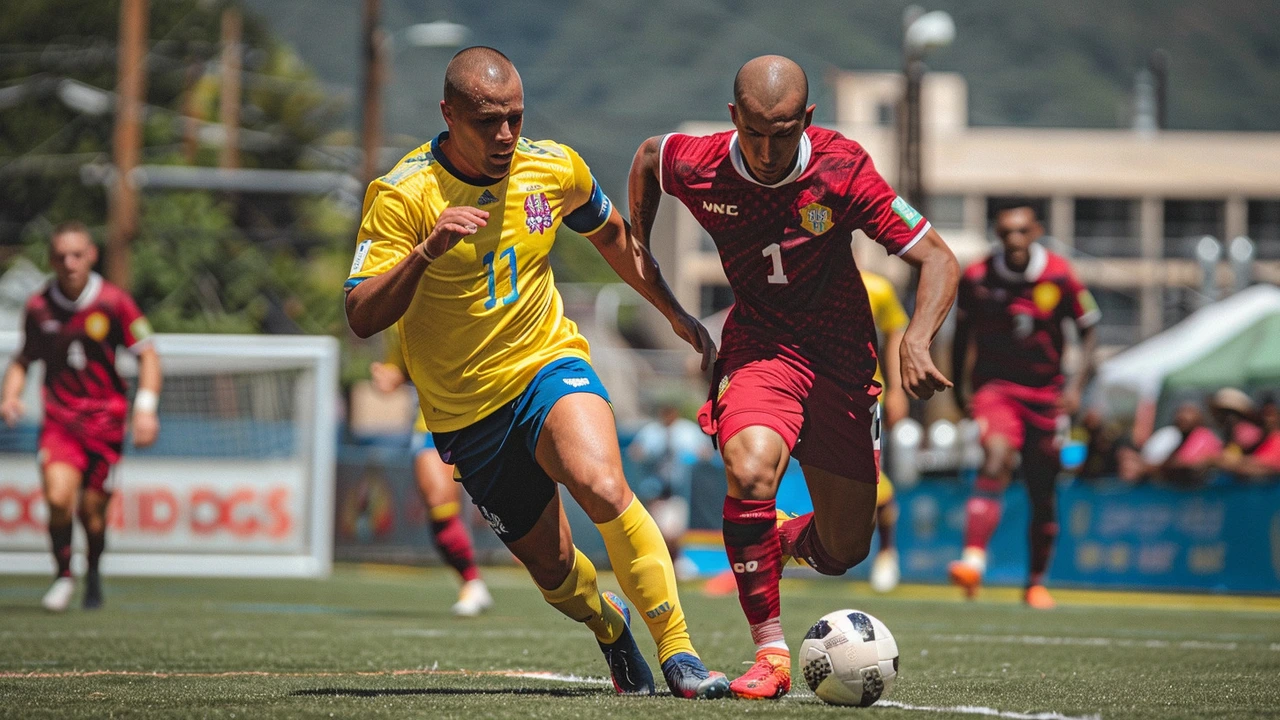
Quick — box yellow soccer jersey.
[347,133,614,432]
[862,271,909,390]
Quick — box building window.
[699,283,734,318]
[1248,199,1280,260]
[1074,198,1140,258]
[1163,200,1224,259]
[928,195,965,230]
[1090,288,1141,346]
[876,102,896,127]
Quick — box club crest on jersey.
[717,375,731,400]
[525,192,553,234]
[1033,281,1062,313]
[84,312,110,341]
[799,202,833,236]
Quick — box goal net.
[0,333,338,577]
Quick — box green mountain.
[245,0,1280,199]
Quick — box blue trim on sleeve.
[343,277,366,293]
[562,179,613,234]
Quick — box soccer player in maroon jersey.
[948,202,1099,610]
[1,222,162,612]
[629,55,959,700]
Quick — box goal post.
[0,333,338,578]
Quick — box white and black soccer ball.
[799,609,899,706]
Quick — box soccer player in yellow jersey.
[369,333,492,616]
[344,46,729,699]
[861,271,910,593]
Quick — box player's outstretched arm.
[345,206,488,338]
[0,360,28,427]
[898,228,960,400]
[586,206,716,371]
[131,344,162,448]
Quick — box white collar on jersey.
[728,130,812,188]
[49,271,103,312]
[993,242,1048,283]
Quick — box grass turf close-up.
[2,565,1278,719]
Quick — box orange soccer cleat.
[730,649,791,700]
[947,560,983,599]
[1024,584,1057,610]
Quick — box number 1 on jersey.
[484,246,520,309]
[763,243,789,284]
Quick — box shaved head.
[443,46,519,106]
[733,55,808,116]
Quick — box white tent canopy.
[1095,284,1280,402]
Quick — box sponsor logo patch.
[562,377,589,388]
[84,312,110,341]
[129,317,153,342]
[1033,281,1062,313]
[799,202,833,235]
[349,239,373,275]
[891,196,923,229]
[524,192,553,234]
[701,201,739,216]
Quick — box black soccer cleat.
[82,571,103,610]
[598,591,655,695]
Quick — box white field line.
[0,668,610,683]
[931,633,1238,651]
[877,700,1101,720]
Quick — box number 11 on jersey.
[484,246,520,309]
[763,243,789,284]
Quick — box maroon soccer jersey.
[958,244,1100,391]
[661,126,931,391]
[17,273,153,438]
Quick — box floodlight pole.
[359,0,388,187]
[107,0,148,290]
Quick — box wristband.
[134,389,159,414]
[422,244,441,262]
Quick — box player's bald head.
[443,46,520,106]
[733,55,808,117]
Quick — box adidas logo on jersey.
[702,201,739,216]
[477,190,499,206]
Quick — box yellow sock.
[536,547,626,645]
[597,497,695,663]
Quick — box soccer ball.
[799,609,899,706]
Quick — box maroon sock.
[49,523,73,578]
[962,476,1005,550]
[722,497,783,641]
[86,528,105,575]
[431,514,480,583]
[1028,521,1059,587]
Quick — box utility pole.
[219,4,243,169]
[360,0,387,187]
[107,0,148,289]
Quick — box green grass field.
[2,565,1278,719]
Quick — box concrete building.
[648,71,1280,349]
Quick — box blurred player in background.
[630,55,959,700]
[369,332,492,616]
[1,221,161,612]
[344,47,729,699]
[861,270,909,593]
[949,202,1099,610]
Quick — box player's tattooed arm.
[898,228,960,400]
[627,136,664,250]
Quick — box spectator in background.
[1212,389,1280,480]
[628,402,713,578]
[1118,402,1222,486]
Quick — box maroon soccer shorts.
[698,355,881,483]
[970,379,1065,459]
[38,422,123,493]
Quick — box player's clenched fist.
[422,206,489,261]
